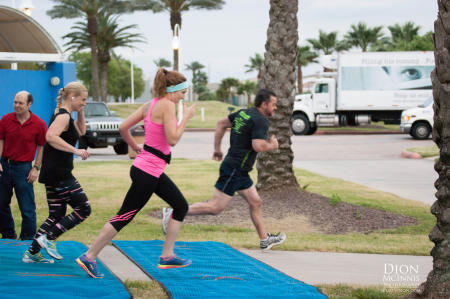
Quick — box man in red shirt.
[0,91,47,240]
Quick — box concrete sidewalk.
[98,244,432,288]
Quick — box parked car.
[79,101,128,154]
[400,97,433,140]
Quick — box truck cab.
[292,78,336,135]
[400,97,433,140]
[79,101,128,154]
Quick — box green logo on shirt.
[233,111,251,134]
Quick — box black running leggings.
[109,166,188,232]
[28,178,91,254]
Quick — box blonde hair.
[152,68,187,98]
[55,81,87,114]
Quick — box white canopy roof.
[0,5,64,62]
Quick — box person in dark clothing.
[22,82,90,264]
[163,89,286,251]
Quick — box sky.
[1,0,439,84]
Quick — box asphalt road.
[85,132,436,205]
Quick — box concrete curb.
[401,150,422,159]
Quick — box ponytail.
[152,67,187,98]
[54,82,87,114]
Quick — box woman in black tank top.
[23,82,91,264]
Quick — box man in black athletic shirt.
[163,89,286,251]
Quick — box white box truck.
[291,51,435,135]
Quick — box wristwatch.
[33,165,41,171]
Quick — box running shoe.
[162,207,173,235]
[22,250,54,264]
[36,234,63,260]
[260,232,286,251]
[158,255,192,269]
[76,254,104,278]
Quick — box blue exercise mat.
[112,240,326,299]
[0,239,130,299]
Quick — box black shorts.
[214,161,253,196]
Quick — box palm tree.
[219,77,239,104]
[344,22,384,52]
[296,45,318,93]
[405,2,450,298]
[185,60,205,84]
[47,0,141,101]
[153,58,172,68]
[245,53,264,80]
[136,0,225,71]
[388,21,420,44]
[63,14,144,102]
[237,80,258,107]
[257,0,299,191]
[307,30,349,55]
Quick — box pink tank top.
[133,98,171,177]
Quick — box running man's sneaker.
[162,207,173,235]
[158,255,192,269]
[76,254,104,278]
[22,250,54,264]
[36,234,63,260]
[260,232,286,251]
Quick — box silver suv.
[79,101,128,154]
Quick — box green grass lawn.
[10,159,433,255]
[108,101,242,129]
[407,144,438,158]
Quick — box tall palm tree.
[257,0,299,191]
[153,58,172,68]
[388,21,421,44]
[237,80,258,107]
[185,60,205,84]
[245,53,264,80]
[47,0,141,101]
[307,30,349,55]
[63,14,144,102]
[219,77,239,104]
[405,2,450,298]
[344,22,384,52]
[136,0,225,71]
[296,45,318,93]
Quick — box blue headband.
[165,81,189,93]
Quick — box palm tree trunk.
[87,16,100,101]
[256,0,299,191]
[100,61,108,103]
[404,1,450,298]
[297,64,303,93]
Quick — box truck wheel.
[291,114,310,135]
[113,142,129,155]
[411,122,431,140]
[306,126,318,135]
[78,137,88,149]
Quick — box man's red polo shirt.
[0,111,47,162]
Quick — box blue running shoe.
[36,234,63,260]
[22,250,54,264]
[158,255,192,269]
[76,254,104,278]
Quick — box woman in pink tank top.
[76,68,196,277]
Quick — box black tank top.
[39,108,79,185]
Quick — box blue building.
[0,5,76,124]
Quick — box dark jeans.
[0,159,36,240]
